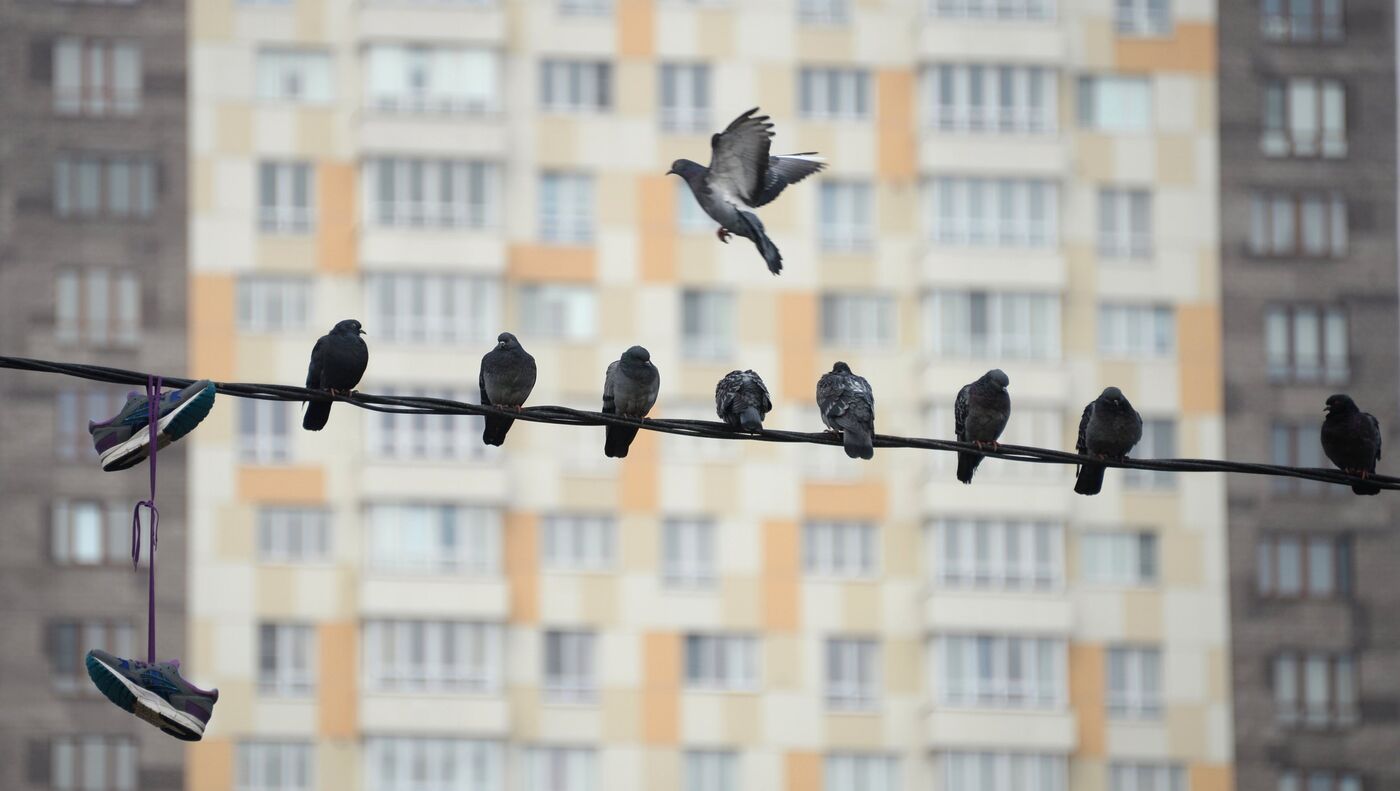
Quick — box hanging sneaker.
[88,380,216,472]
[85,650,218,742]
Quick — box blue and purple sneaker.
[85,650,219,741]
[88,380,216,471]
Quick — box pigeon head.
[496,332,520,349]
[667,159,704,180]
[333,319,365,336]
[1099,386,1128,408]
[1325,394,1359,415]
[623,345,652,365]
[986,369,1010,389]
[831,361,852,375]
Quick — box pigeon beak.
[359,328,367,335]
[665,167,676,176]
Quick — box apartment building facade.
[187,1,1230,790]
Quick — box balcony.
[926,708,1077,751]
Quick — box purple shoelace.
[130,375,160,663]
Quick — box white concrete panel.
[360,578,510,619]
[359,695,510,734]
[924,592,1075,634]
[925,709,1077,751]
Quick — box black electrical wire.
[3,354,1396,492]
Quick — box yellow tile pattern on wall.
[186,739,233,791]
[190,273,235,380]
[1177,303,1222,414]
[509,244,598,282]
[1070,643,1106,758]
[642,632,680,744]
[1114,23,1217,73]
[318,622,358,737]
[316,162,357,274]
[778,293,817,401]
[237,466,326,503]
[505,511,539,624]
[763,519,801,630]
[876,70,916,182]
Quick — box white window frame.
[49,619,135,695]
[539,172,595,243]
[684,633,759,691]
[1107,645,1162,719]
[934,634,1068,710]
[49,736,138,791]
[255,49,333,104]
[256,508,331,564]
[922,63,1058,134]
[825,754,898,791]
[364,45,500,115]
[1264,305,1349,384]
[1248,190,1348,258]
[1261,0,1346,43]
[54,154,155,220]
[54,268,140,347]
[51,500,135,566]
[825,637,880,710]
[543,630,597,702]
[819,181,874,251]
[1115,0,1171,36]
[365,158,500,229]
[257,623,316,697]
[929,519,1064,591]
[1080,531,1159,587]
[663,518,717,588]
[820,293,895,347]
[922,290,1062,360]
[524,747,596,791]
[799,67,872,121]
[238,399,293,464]
[660,62,711,132]
[927,0,1056,21]
[939,752,1067,791]
[54,38,141,116]
[539,59,613,113]
[365,504,502,575]
[237,742,314,791]
[366,273,499,346]
[1077,76,1153,133]
[680,290,735,360]
[365,738,504,791]
[1273,652,1358,728]
[1261,78,1347,158]
[518,284,598,342]
[924,177,1059,249]
[238,277,312,334]
[1098,303,1174,358]
[1097,188,1153,260]
[1123,418,1176,489]
[541,514,616,572]
[685,751,738,791]
[257,161,314,234]
[362,620,503,693]
[804,521,879,578]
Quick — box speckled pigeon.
[603,346,660,459]
[816,361,875,460]
[1074,386,1143,496]
[667,107,826,275]
[302,319,368,432]
[478,332,537,447]
[955,369,1011,484]
[1321,393,1383,495]
[715,369,772,433]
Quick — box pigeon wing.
[305,336,327,390]
[707,107,774,206]
[751,153,827,207]
[954,385,970,443]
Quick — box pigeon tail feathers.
[482,414,514,447]
[736,210,783,275]
[605,425,640,458]
[1074,463,1105,496]
[739,406,763,433]
[302,401,331,432]
[1353,480,1381,496]
[841,425,874,460]
[956,451,983,484]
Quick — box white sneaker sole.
[92,656,207,740]
[97,395,202,472]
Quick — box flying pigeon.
[1321,393,1383,495]
[954,369,1011,484]
[667,107,827,275]
[603,346,660,458]
[478,332,537,447]
[816,361,875,460]
[715,369,772,433]
[303,319,369,432]
[1074,386,1143,496]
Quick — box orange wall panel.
[316,163,356,274]
[1177,304,1222,415]
[1114,23,1217,74]
[186,739,233,791]
[642,632,680,744]
[509,244,597,282]
[505,511,539,624]
[786,752,822,791]
[1070,643,1106,757]
[763,519,800,630]
[317,622,358,737]
[876,70,916,181]
[190,274,236,381]
[638,174,677,282]
[802,481,888,520]
[617,0,655,58]
[778,293,818,401]
[237,466,325,504]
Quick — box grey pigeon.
[1321,393,1382,495]
[667,107,826,275]
[955,369,1011,484]
[1074,386,1143,495]
[715,369,772,433]
[303,319,369,431]
[479,332,537,447]
[816,361,875,460]
[603,346,660,458]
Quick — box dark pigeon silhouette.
[479,332,537,447]
[1321,393,1383,495]
[715,369,772,433]
[603,346,660,458]
[1074,386,1143,496]
[816,361,875,460]
[955,369,1011,484]
[667,107,826,275]
[303,319,368,432]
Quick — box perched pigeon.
[715,369,773,433]
[954,369,1011,484]
[1321,394,1383,495]
[303,319,369,431]
[478,332,537,447]
[667,107,826,275]
[1074,386,1143,496]
[603,346,660,458]
[816,361,875,460]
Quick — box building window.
[255,49,332,103]
[922,64,1058,133]
[923,290,1061,360]
[664,518,717,587]
[257,623,315,697]
[237,278,312,334]
[50,500,129,566]
[257,161,314,233]
[928,0,1055,20]
[684,634,759,690]
[660,63,710,132]
[54,155,155,219]
[1257,534,1351,598]
[256,508,331,564]
[1107,645,1162,719]
[1248,191,1347,258]
[364,45,500,114]
[681,290,735,360]
[366,273,498,345]
[539,172,594,243]
[1097,188,1152,260]
[1123,419,1175,489]
[525,747,595,791]
[820,293,895,347]
[935,635,1066,709]
[1080,531,1158,586]
[1278,771,1361,791]
[685,751,738,791]
[1098,304,1173,358]
[365,158,500,229]
[48,620,134,695]
[238,399,292,464]
[365,739,503,791]
[1274,652,1358,727]
[362,620,502,693]
[48,736,137,791]
[1108,763,1186,791]
[518,284,597,341]
[366,504,501,575]
[370,386,484,461]
[940,752,1067,791]
[559,0,611,13]
[1078,76,1152,132]
[826,754,897,791]
[53,38,140,115]
[929,519,1063,591]
[799,68,871,121]
[541,514,615,572]
[1265,305,1349,383]
[1115,0,1170,36]
[1270,423,1333,495]
[819,181,874,251]
[54,269,140,347]
[56,389,123,462]
[1262,78,1347,158]
[539,59,612,113]
[804,521,878,578]
[925,177,1058,249]
[1262,0,1345,43]
[825,638,879,710]
[544,630,596,702]
[236,742,313,791]
[677,179,713,232]
[799,0,849,24]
